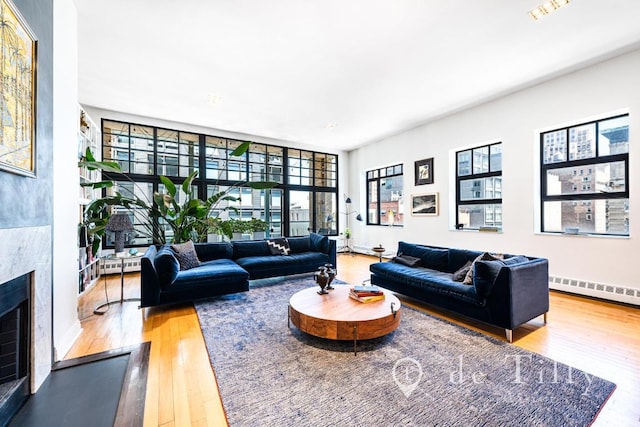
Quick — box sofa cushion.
[448,248,484,272]
[310,233,329,253]
[154,246,180,288]
[452,260,473,282]
[267,238,290,255]
[393,254,422,267]
[171,241,201,271]
[194,242,233,261]
[463,252,504,285]
[397,242,448,271]
[236,252,329,279]
[287,236,311,253]
[472,256,529,296]
[169,258,249,290]
[232,240,270,259]
[370,261,482,305]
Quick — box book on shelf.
[349,290,385,303]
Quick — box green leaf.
[230,141,251,157]
[80,180,114,189]
[85,147,96,162]
[181,170,198,195]
[160,176,176,197]
[79,160,122,173]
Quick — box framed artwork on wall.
[411,193,438,216]
[414,157,433,185]
[0,0,38,177]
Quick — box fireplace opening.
[0,274,30,426]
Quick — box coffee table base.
[288,286,401,355]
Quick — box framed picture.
[414,157,433,185]
[0,0,38,177]
[411,193,439,216]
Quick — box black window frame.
[539,113,629,236]
[100,119,339,248]
[455,142,503,230]
[366,164,403,226]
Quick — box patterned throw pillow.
[462,252,503,285]
[452,260,473,282]
[267,238,290,255]
[171,240,201,271]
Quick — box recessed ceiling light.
[529,0,570,20]
[325,122,338,130]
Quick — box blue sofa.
[141,233,336,308]
[370,241,549,342]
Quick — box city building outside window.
[366,164,403,226]
[540,114,629,236]
[455,142,502,230]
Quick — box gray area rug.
[195,275,615,427]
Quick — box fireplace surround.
[0,226,52,424]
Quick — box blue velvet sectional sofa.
[370,241,549,342]
[141,233,336,308]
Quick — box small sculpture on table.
[324,263,336,290]
[314,266,330,295]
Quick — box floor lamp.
[341,195,363,255]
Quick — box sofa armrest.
[140,245,161,308]
[486,258,549,329]
[327,238,337,269]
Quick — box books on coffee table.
[349,286,385,303]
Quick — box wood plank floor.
[66,253,640,427]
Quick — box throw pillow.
[392,253,422,267]
[171,240,201,271]
[462,252,503,285]
[452,260,473,282]
[267,238,290,255]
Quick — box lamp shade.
[106,213,134,253]
[355,213,363,222]
[345,197,352,204]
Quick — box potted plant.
[248,218,268,240]
[228,218,250,241]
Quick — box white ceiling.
[75,0,640,152]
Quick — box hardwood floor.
[67,253,640,427]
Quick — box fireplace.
[0,273,30,425]
[0,225,52,419]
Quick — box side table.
[372,246,386,262]
[94,254,142,315]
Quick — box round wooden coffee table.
[288,285,401,354]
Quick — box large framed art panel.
[0,0,37,177]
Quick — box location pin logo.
[392,357,423,398]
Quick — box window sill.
[449,228,503,234]
[536,232,630,239]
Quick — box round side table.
[372,246,386,262]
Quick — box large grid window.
[101,119,339,247]
[366,164,404,226]
[456,142,502,230]
[540,114,629,236]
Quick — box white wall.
[52,0,81,360]
[348,48,640,303]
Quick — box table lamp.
[106,213,134,255]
